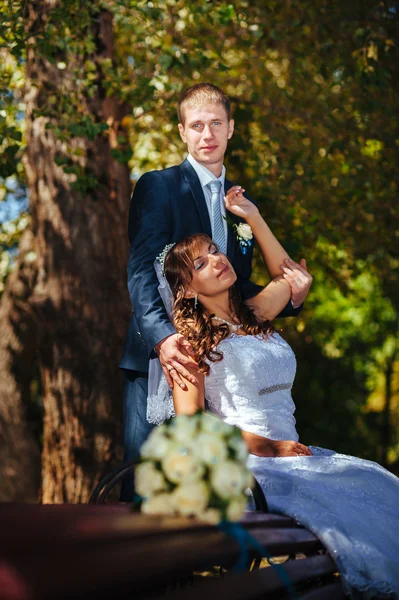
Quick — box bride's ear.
[184,286,196,300]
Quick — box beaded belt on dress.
[259,383,293,395]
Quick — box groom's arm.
[128,171,175,356]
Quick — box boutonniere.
[223,215,253,255]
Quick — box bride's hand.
[224,185,259,222]
[270,440,313,457]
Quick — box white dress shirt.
[187,153,228,241]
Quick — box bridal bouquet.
[136,412,254,524]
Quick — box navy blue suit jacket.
[120,159,298,373]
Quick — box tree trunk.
[24,4,131,502]
[0,227,41,501]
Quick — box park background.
[0,0,398,503]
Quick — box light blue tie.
[208,179,226,253]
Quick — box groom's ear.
[178,123,187,143]
[227,119,234,140]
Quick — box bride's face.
[185,241,237,299]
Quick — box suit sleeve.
[128,172,176,355]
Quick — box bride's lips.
[217,265,230,277]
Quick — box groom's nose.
[202,124,214,140]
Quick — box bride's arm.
[225,186,289,278]
[224,187,291,321]
[241,430,313,457]
[172,364,205,415]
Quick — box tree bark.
[0,227,41,501]
[24,4,131,502]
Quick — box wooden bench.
[0,503,346,600]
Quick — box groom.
[119,83,312,499]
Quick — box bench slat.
[0,507,307,555]
[152,554,340,600]
[241,512,299,528]
[0,529,323,599]
[250,527,323,555]
[298,580,346,599]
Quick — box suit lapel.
[179,162,240,259]
[180,159,212,236]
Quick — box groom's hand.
[281,258,313,308]
[156,334,198,390]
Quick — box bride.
[148,185,399,599]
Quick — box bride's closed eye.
[194,246,219,270]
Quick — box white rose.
[141,493,175,516]
[228,435,249,463]
[172,481,209,517]
[211,460,246,499]
[140,428,172,461]
[194,432,227,466]
[236,223,253,241]
[135,462,167,498]
[169,414,199,444]
[162,445,204,484]
[226,496,247,522]
[200,412,233,436]
[199,508,222,525]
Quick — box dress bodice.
[205,332,299,441]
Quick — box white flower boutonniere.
[224,216,253,255]
[236,223,253,243]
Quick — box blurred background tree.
[0,0,398,501]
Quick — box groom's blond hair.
[177,83,231,125]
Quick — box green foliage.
[0,0,398,467]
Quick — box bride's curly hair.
[164,233,272,375]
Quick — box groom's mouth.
[202,145,218,152]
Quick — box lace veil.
[146,258,176,425]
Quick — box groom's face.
[178,103,234,173]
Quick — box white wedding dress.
[204,332,399,599]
